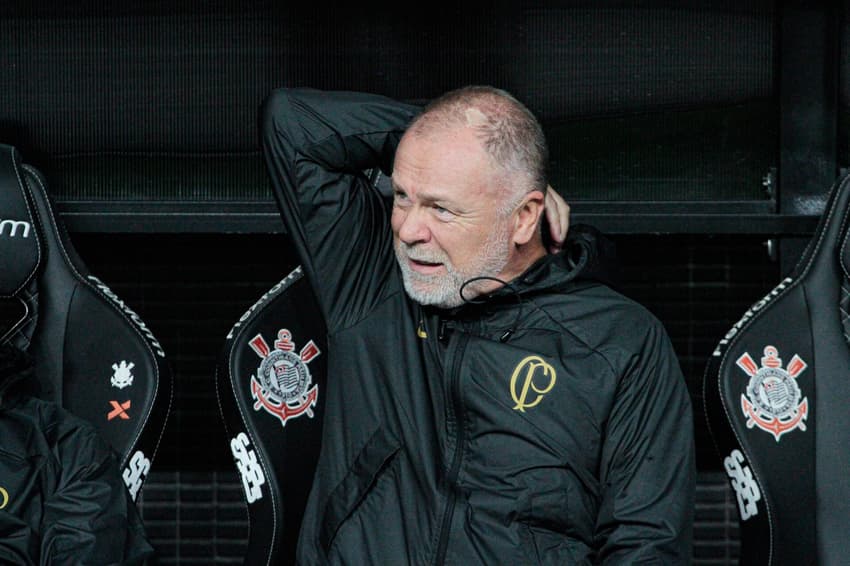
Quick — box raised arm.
[260,89,420,329]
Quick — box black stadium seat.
[0,144,172,502]
[216,266,328,566]
[704,173,850,565]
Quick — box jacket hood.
[451,223,619,308]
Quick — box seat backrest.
[217,266,328,566]
[705,173,850,565]
[0,144,172,502]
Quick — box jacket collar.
[436,241,591,317]
[416,225,612,342]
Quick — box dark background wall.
[1,1,779,206]
[1,1,845,564]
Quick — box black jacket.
[262,88,695,565]
[0,348,153,565]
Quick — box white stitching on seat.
[712,173,850,565]
[23,164,166,471]
[4,147,42,298]
[216,266,304,566]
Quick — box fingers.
[544,185,570,254]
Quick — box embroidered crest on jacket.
[511,355,557,412]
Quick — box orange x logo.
[108,400,131,421]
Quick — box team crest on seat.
[249,329,320,426]
[736,345,808,442]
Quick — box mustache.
[398,244,448,264]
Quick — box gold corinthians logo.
[0,487,9,510]
[510,355,557,412]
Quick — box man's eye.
[394,192,410,204]
[433,205,453,218]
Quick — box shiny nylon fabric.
[0,392,153,565]
[262,88,695,565]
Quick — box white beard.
[394,222,511,308]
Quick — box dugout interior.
[1,2,846,564]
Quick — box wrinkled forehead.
[393,126,504,199]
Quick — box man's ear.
[512,190,545,246]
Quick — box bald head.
[406,86,548,209]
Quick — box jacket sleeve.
[260,88,420,330]
[595,320,696,564]
[39,423,154,566]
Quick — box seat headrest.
[792,172,850,283]
[705,172,850,565]
[0,143,172,502]
[0,146,39,298]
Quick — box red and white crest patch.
[736,345,808,442]
[249,329,320,427]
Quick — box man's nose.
[397,207,431,245]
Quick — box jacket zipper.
[433,331,470,565]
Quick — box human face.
[391,126,514,308]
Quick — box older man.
[262,86,695,564]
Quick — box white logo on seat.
[231,432,265,504]
[724,449,761,521]
[111,360,135,389]
[0,219,31,238]
[123,450,150,501]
